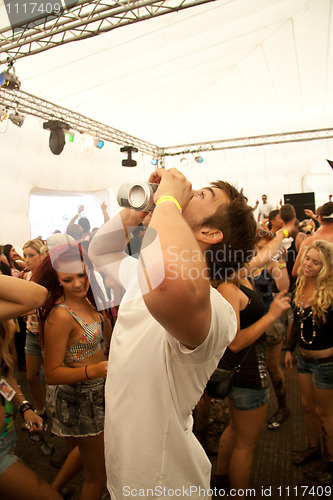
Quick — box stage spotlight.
[65,132,75,143]
[180,157,188,166]
[151,158,158,166]
[94,138,104,149]
[0,107,8,121]
[81,134,94,147]
[120,146,138,167]
[9,111,25,127]
[43,120,70,155]
[0,69,21,90]
[195,155,203,164]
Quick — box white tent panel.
[1,0,333,248]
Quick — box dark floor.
[14,360,331,499]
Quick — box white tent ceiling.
[1,0,333,147]
[0,0,332,248]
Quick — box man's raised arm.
[88,208,146,284]
[138,169,212,349]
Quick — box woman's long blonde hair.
[294,240,333,325]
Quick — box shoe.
[50,455,67,469]
[267,407,290,429]
[292,445,322,466]
[303,461,333,485]
[60,486,75,499]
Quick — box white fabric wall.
[0,115,150,249]
[1,114,333,250]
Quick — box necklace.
[296,300,316,345]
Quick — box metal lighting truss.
[0,87,163,156]
[2,85,333,156]
[0,0,216,64]
[162,128,333,156]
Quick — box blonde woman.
[22,238,46,423]
[285,240,333,484]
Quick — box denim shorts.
[0,429,17,475]
[52,377,105,438]
[297,353,333,389]
[25,330,43,357]
[228,386,270,411]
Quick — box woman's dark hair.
[202,181,257,281]
[2,244,22,271]
[33,243,105,338]
[78,217,91,233]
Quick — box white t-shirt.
[104,257,237,500]
[257,202,274,224]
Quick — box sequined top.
[55,304,103,363]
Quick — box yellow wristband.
[155,196,182,213]
[282,229,289,238]
[279,263,287,269]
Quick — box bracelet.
[155,196,182,213]
[85,365,91,380]
[279,263,287,269]
[282,229,289,238]
[19,401,34,417]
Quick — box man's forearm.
[141,202,208,286]
[89,209,144,258]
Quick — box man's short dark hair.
[67,223,83,241]
[202,181,257,280]
[320,201,333,224]
[78,217,91,233]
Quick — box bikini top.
[55,304,103,363]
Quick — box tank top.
[55,304,103,363]
[25,272,39,334]
[294,306,333,351]
[219,284,268,389]
[253,267,274,313]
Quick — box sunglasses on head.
[257,230,275,238]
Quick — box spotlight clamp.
[43,120,70,132]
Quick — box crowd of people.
[0,168,332,499]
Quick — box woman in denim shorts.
[212,251,291,494]
[22,238,46,424]
[253,230,291,429]
[285,240,333,484]
[34,242,109,499]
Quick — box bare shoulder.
[46,306,73,327]
[312,228,333,244]
[217,282,240,298]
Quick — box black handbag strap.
[231,344,254,373]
